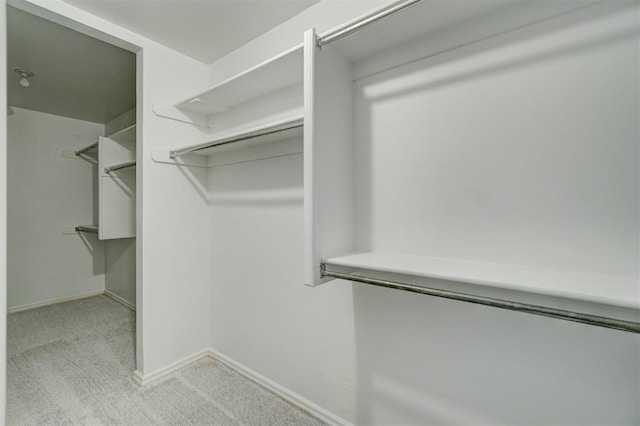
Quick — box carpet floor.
[7,295,325,426]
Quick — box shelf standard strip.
[169,116,304,158]
[316,0,424,48]
[105,160,136,174]
[321,264,640,334]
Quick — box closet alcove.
[6,6,137,330]
[304,0,640,330]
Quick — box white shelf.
[325,252,640,310]
[75,124,135,157]
[155,45,304,129]
[168,114,303,158]
[174,45,303,115]
[106,124,136,144]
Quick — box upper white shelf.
[106,124,136,144]
[175,45,303,116]
[325,252,640,310]
[154,45,303,128]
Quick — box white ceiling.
[7,0,319,124]
[60,0,320,64]
[8,7,136,124]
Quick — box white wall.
[207,3,391,422]
[208,153,358,421]
[7,107,105,310]
[11,0,212,377]
[136,44,210,375]
[354,2,638,278]
[207,1,640,425]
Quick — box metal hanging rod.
[75,225,98,234]
[105,160,136,174]
[321,265,640,334]
[75,142,98,156]
[317,0,424,48]
[169,116,304,158]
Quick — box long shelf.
[322,261,640,334]
[174,45,303,115]
[325,252,640,310]
[154,45,304,128]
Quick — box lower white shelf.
[170,115,303,158]
[324,252,639,311]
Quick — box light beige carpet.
[7,296,325,425]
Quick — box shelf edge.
[173,43,304,109]
[325,253,640,311]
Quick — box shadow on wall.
[176,159,210,203]
[353,1,639,274]
[77,231,105,276]
[206,146,303,207]
[356,1,637,103]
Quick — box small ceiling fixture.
[14,69,34,88]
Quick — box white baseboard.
[207,348,352,426]
[131,346,350,425]
[104,290,136,311]
[132,348,211,387]
[7,290,105,314]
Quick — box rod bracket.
[319,262,327,278]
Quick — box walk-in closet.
[1,0,639,424]
[6,5,136,311]
[6,5,138,417]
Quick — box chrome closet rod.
[170,117,304,158]
[105,160,136,174]
[75,142,98,156]
[316,0,424,48]
[321,265,640,334]
[75,225,98,234]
